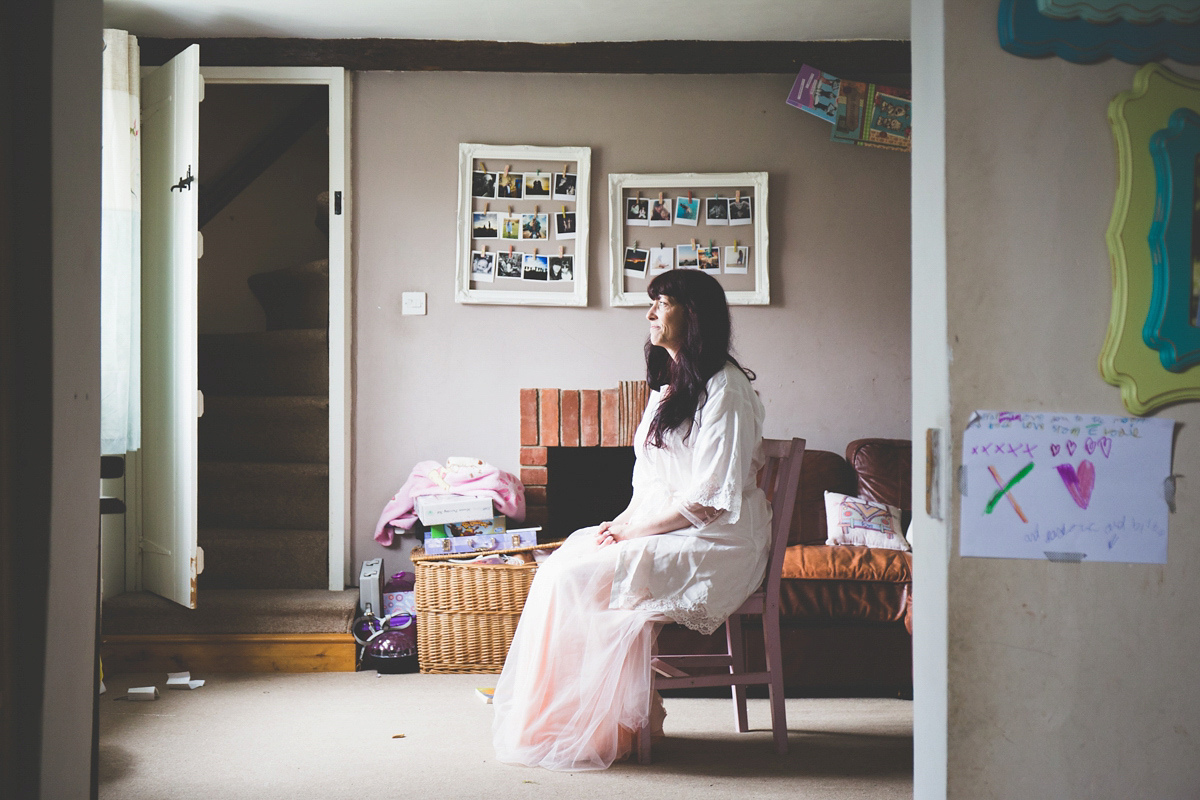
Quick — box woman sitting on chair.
[492,269,771,771]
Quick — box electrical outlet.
[401,292,427,315]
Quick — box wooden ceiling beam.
[139,38,909,82]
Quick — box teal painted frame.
[998,0,1200,64]
[1038,0,1200,25]
[1144,108,1200,371]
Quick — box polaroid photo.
[624,247,649,278]
[500,215,521,240]
[626,197,650,227]
[549,255,574,282]
[471,250,496,283]
[649,199,673,228]
[496,251,523,279]
[472,170,497,198]
[705,197,730,226]
[520,213,549,240]
[648,246,675,274]
[497,172,524,199]
[724,246,749,274]
[523,253,550,281]
[472,212,499,239]
[729,196,752,226]
[555,212,577,240]
[675,196,700,227]
[698,245,721,274]
[676,244,699,269]
[524,172,552,198]
[553,172,577,201]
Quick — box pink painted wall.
[352,71,911,570]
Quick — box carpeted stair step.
[248,258,329,331]
[102,588,357,635]
[198,528,327,590]
[200,395,328,463]
[199,461,328,530]
[199,328,328,396]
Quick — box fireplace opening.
[545,447,636,538]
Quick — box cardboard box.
[422,518,540,555]
[414,494,494,525]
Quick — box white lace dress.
[492,363,770,771]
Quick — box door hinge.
[197,389,204,418]
[334,190,342,215]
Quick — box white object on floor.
[127,686,160,701]
[99,681,106,695]
[166,671,205,689]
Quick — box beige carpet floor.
[99,671,912,800]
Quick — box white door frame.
[199,66,353,590]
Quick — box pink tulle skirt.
[492,529,665,771]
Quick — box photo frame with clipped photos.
[457,143,591,306]
[608,172,768,306]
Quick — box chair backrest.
[757,438,806,604]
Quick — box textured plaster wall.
[943,1,1200,796]
[352,71,912,569]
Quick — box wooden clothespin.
[563,163,569,174]
[533,247,538,257]
[482,244,488,253]
[687,190,693,201]
[484,202,490,213]
[535,205,539,214]
[508,245,514,255]
[508,205,514,215]
[561,205,567,214]
[504,165,510,177]
[736,190,741,203]
[733,239,738,249]
[636,190,641,200]
[691,238,697,249]
[479,162,488,172]
[559,246,565,256]
[658,192,664,202]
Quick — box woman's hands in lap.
[595,520,653,547]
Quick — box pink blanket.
[373,459,526,546]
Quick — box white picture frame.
[608,172,769,306]
[456,143,591,306]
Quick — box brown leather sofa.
[659,437,913,696]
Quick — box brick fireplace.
[519,381,651,539]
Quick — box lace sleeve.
[680,368,763,526]
[677,500,725,529]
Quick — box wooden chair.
[636,437,805,763]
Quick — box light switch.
[402,292,427,315]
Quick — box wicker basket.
[412,543,560,674]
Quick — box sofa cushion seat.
[779,544,911,624]
[782,543,911,582]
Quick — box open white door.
[140,44,201,608]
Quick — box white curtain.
[101,29,141,455]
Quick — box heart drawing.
[1056,460,1096,510]
[1050,444,1061,457]
[1065,440,1077,456]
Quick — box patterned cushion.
[823,491,911,551]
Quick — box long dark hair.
[644,270,754,448]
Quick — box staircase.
[102,195,358,673]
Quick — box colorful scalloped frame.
[1038,0,1200,25]
[1102,65,1200,414]
[999,0,1200,64]
[1144,109,1200,371]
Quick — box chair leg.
[763,610,788,755]
[726,614,749,733]
[636,723,652,764]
